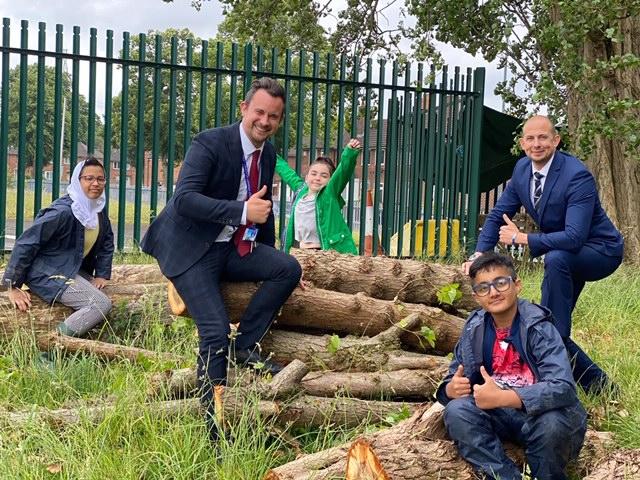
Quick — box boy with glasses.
[437,252,587,480]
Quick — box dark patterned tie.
[233,150,260,257]
[533,171,544,211]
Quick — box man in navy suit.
[463,115,623,394]
[141,77,302,439]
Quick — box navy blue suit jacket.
[141,122,276,278]
[476,151,623,258]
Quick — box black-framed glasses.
[80,175,107,185]
[472,276,514,296]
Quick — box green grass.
[0,261,639,478]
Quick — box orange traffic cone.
[364,189,383,256]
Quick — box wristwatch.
[467,252,482,262]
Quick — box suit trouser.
[170,241,302,406]
[542,246,622,392]
[444,396,586,480]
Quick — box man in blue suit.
[464,115,623,394]
[141,77,302,439]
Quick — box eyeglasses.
[80,175,107,185]
[471,276,514,296]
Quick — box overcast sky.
[0,0,505,110]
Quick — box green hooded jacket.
[276,146,360,254]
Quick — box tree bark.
[583,449,640,480]
[231,285,465,354]
[150,364,445,401]
[292,249,475,311]
[568,16,640,261]
[36,331,186,365]
[260,315,450,372]
[0,279,464,352]
[0,394,418,432]
[301,368,443,400]
[266,402,614,480]
[0,283,166,337]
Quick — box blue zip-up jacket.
[436,299,582,416]
[2,195,114,303]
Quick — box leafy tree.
[3,64,101,167]
[405,0,640,258]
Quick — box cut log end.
[346,439,390,480]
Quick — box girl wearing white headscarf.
[3,157,114,337]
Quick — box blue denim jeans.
[444,397,587,480]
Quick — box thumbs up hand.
[246,185,272,224]
[499,214,523,246]
[445,364,471,399]
[473,366,505,409]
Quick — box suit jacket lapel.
[536,152,563,221]
[228,123,244,197]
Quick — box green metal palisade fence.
[0,18,485,257]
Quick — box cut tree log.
[36,331,187,366]
[150,364,445,400]
[301,368,443,400]
[265,402,614,480]
[0,283,166,337]
[292,249,475,311]
[1,392,418,431]
[2,281,463,353]
[227,285,465,354]
[74,252,476,313]
[260,315,450,372]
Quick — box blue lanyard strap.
[242,152,254,198]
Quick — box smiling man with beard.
[141,77,302,442]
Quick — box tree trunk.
[260,315,449,372]
[0,394,418,432]
[36,331,186,366]
[301,368,443,400]
[230,285,465,354]
[266,402,614,480]
[0,283,165,337]
[292,249,475,311]
[1,281,464,352]
[150,364,445,401]
[567,16,640,261]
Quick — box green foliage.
[326,334,341,354]
[383,404,412,426]
[436,282,463,306]
[419,326,436,349]
[406,0,640,160]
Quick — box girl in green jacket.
[276,139,362,254]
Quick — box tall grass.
[0,262,638,478]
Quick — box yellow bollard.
[427,219,436,257]
[451,219,460,256]
[439,219,448,257]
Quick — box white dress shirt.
[215,124,263,242]
[530,153,554,207]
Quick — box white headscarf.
[66,160,106,229]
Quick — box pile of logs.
[0,250,617,478]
